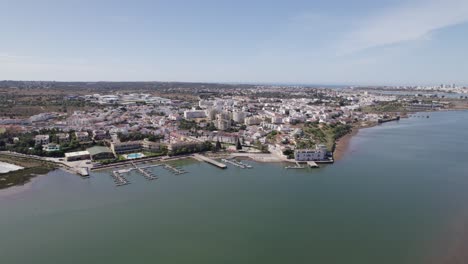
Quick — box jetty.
[378,116,400,124]
[193,154,227,169]
[285,165,305,169]
[139,164,163,170]
[162,164,187,175]
[285,162,305,169]
[111,171,130,186]
[131,162,158,180]
[221,158,252,169]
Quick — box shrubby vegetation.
[168,141,213,156]
[178,120,200,130]
[117,132,164,142]
[299,122,352,151]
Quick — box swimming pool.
[125,153,145,159]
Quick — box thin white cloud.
[0,53,33,60]
[338,0,468,55]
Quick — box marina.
[162,164,187,175]
[131,163,158,180]
[111,171,130,186]
[110,163,164,186]
[109,162,187,186]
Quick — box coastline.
[333,122,377,161]
[0,173,46,198]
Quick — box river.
[0,111,467,264]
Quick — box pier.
[193,154,227,169]
[162,164,187,175]
[285,162,305,169]
[221,158,252,169]
[131,162,158,180]
[378,116,400,124]
[111,171,130,186]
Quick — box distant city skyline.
[1,0,468,85]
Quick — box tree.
[236,138,242,150]
[215,140,222,152]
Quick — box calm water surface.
[1,111,468,264]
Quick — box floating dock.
[162,164,187,175]
[285,165,305,169]
[221,158,252,169]
[132,162,158,180]
[111,171,130,186]
[193,154,227,169]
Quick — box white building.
[294,144,328,161]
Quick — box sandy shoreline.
[333,122,378,161]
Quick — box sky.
[1,0,468,85]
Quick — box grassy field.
[361,102,408,113]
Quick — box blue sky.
[1,0,468,85]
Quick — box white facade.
[294,145,328,161]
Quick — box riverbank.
[333,122,379,161]
[333,125,364,161]
[0,153,57,190]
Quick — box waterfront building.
[167,141,204,153]
[87,146,115,160]
[110,141,142,155]
[294,144,328,161]
[141,139,163,152]
[65,151,90,162]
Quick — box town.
[1,81,467,180]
